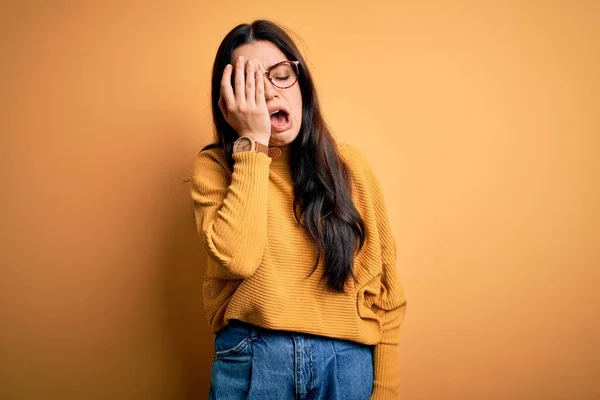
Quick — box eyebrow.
[262,60,287,72]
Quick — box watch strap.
[255,141,269,156]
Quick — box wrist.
[241,132,270,146]
[233,135,271,157]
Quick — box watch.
[233,136,269,156]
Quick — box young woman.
[190,19,407,400]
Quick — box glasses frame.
[264,60,301,89]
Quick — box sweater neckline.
[270,143,291,165]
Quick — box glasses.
[263,60,300,89]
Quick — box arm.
[363,158,408,400]
[190,149,271,279]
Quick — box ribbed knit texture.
[190,140,407,400]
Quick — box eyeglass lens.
[268,63,298,88]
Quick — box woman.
[190,20,407,400]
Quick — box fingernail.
[238,56,243,62]
[248,59,253,65]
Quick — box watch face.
[234,137,253,153]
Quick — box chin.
[270,129,300,146]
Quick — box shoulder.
[337,142,388,203]
[337,141,368,164]
[337,141,371,175]
[336,141,379,182]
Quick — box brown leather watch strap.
[255,141,269,156]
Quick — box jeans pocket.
[214,321,253,359]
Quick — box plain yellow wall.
[1,1,598,399]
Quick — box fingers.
[255,66,266,106]
[245,59,256,106]
[218,92,228,119]
[219,64,234,112]
[220,56,266,122]
[234,56,246,105]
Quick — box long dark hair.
[203,20,366,293]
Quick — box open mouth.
[270,109,291,132]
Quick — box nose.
[263,74,277,100]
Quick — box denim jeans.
[209,319,374,400]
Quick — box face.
[231,41,303,147]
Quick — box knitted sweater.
[190,140,407,399]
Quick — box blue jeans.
[209,319,374,400]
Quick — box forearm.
[192,150,271,279]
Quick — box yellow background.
[1,1,598,399]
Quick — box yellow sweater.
[190,140,407,399]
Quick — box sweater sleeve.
[190,149,272,279]
[362,156,408,400]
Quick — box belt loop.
[249,324,258,341]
